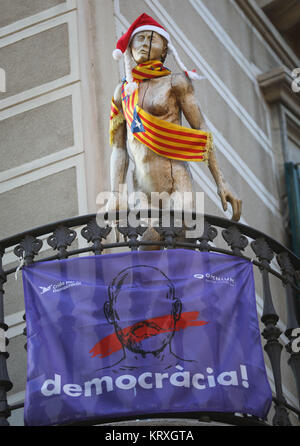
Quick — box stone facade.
[0,0,299,425]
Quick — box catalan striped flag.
[131,60,171,81]
[110,61,213,162]
[109,98,125,146]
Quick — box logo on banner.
[39,280,81,294]
[194,273,236,286]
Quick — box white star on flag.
[135,119,142,129]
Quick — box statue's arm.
[172,74,242,221]
[108,83,128,208]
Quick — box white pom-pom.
[186,70,204,81]
[125,82,138,95]
[112,49,123,60]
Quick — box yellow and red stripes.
[131,60,171,81]
[110,99,120,121]
[109,98,125,145]
[121,80,212,162]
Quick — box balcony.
[0,212,299,426]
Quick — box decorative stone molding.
[0,68,5,93]
[235,0,300,70]
[257,66,300,119]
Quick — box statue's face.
[130,31,167,63]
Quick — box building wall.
[0,0,88,424]
[0,0,299,425]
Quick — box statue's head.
[112,13,170,62]
[129,30,168,64]
[112,13,201,91]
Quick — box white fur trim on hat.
[130,25,170,43]
[112,48,123,60]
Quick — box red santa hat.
[113,13,202,92]
[113,13,170,60]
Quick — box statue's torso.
[126,75,192,195]
[137,76,179,123]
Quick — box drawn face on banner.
[130,31,168,63]
[104,265,182,356]
[22,250,273,425]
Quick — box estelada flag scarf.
[109,61,213,162]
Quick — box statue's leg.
[135,161,198,250]
[132,189,164,251]
[139,225,163,251]
[171,162,197,247]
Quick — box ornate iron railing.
[0,212,299,426]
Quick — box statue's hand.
[218,186,242,222]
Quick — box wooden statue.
[107,14,241,244]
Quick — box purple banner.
[22,249,272,425]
